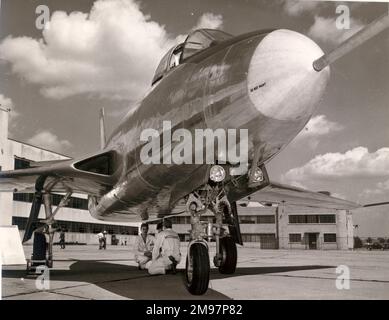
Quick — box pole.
[99,108,106,149]
[313,14,389,71]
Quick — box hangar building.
[0,107,138,246]
[160,200,353,250]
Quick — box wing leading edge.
[249,181,360,210]
[0,151,116,196]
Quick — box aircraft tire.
[185,242,210,295]
[218,236,237,274]
[32,232,47,261]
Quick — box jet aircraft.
[1,14,388,295]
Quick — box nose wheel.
[217,236,237,274]
[185,242,210,295]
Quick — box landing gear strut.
[184,186,239,295]
[27,191,72,272]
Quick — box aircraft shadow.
[2,261,334,300]
[209,265,334,280]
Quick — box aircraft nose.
[247,29,330,121]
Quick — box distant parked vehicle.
[365,242,387,250]
[371,242,383,250]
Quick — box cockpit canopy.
[152,29,233,86]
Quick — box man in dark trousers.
[59,229,66,249]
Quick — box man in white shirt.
[148,220,181,275]
[97,231,106,250]
[134,223,155,270]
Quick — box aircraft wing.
[0,152,116,196]
[250,182,360,210]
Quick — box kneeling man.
[148,220,181,275]
[134,223,155,270]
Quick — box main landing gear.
[26,191,72,273]
[184,182,240,295]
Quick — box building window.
[289,215,306,224]
[11,216,138,235]
[319,215,336,224]
[239,215,275,224]
[13,190,88,210]
[239,216,256,224]
[324,233,337,243]
[289,214,336,224]
[13,193,34,202]
[257,215,275,224]
[241,233,276,243]
[242,234,256,242]
[289,234,302,243]
[306,215,319,223]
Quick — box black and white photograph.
[0,0,388,306]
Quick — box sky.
[0,0,388,236]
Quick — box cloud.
[0,0,222,101]
[308,15,365,45]
[193,12,223,30]
[174,12,223,47]
[282,0,321,16]
[28,130,72,153]
[284,147,389,181]
[0,94,19,129]
[361,179,389,197]
[296,114,343,140]
[293,115,343,149]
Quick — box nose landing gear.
[185,241,210,295]
[184,188,239,295]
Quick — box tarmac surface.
[2,244,389,300]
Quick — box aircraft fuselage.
[91,29,330,222]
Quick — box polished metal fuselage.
[94,29,329,222]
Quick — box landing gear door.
[229,201,243,245]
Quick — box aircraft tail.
[99,108,106,149]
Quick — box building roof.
[8,137,72,159]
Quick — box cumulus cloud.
[282,0,321,16]
[193,12,223,30]
[284,147,389,181]
[28,130,72,153]
[0,0,222,101]
[308,15,365,45]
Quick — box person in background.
[134,223,155,270]
[97,231,105,250]
[59,228,66,249]
[102,231,107,249]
